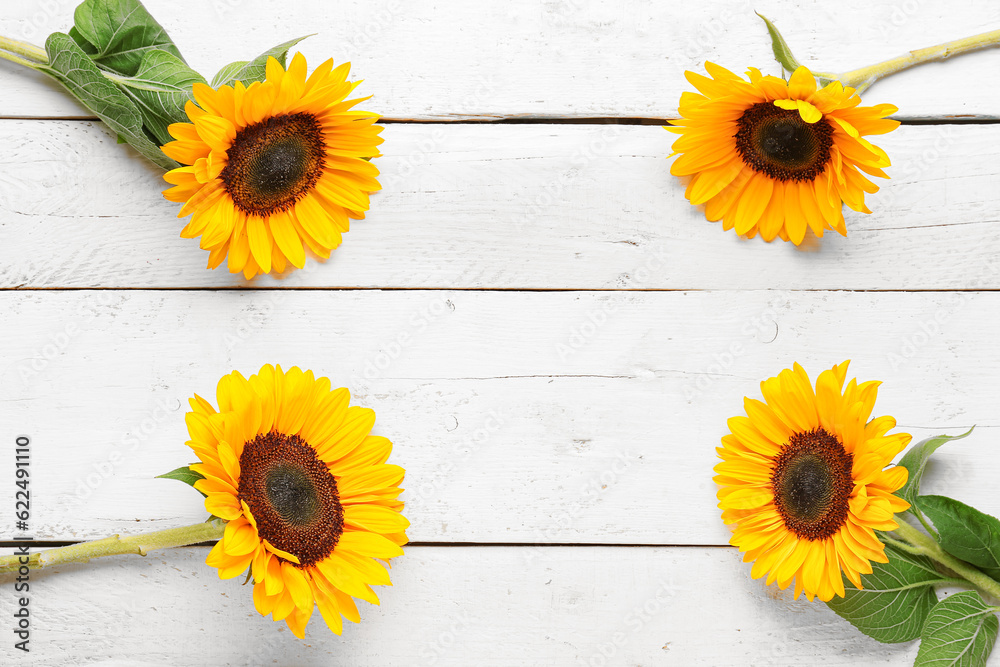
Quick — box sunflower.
[185,364,407,637]
[162,54,382,279]
[667,64,899,244]
[714,361,911,602]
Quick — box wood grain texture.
[3,1,1000,661]
[1,289,997,543]
[0,546,931,665]
[1,0,999,120]
[3,121,1000,290]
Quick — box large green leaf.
[40,32,178,170]
[111,49,205,145]
[210,60,249,88]
[915,591,999,667]
[755,12,802,73]
[70,0,185,76]
[210,36,310,88]
[919,495,1000,582]
[826,543,944,643]
[156,465,206,497]
[897,429,974,510]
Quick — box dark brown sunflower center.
[238,431,343,567]
[734,102,833,182]
[220,113,326,216]
[266,464,320,526]
[770,428,853,540]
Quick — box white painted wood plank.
[3,122,999,290]
[2,289,998,543]
[0,545,933,665]
[1,0,999,119]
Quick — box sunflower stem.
[0,49,43,70]
[0,35,48,69]
[832,28,1000,94]
[912,508,940,541]
[881,533,926,557]
[0,519,225,575]
[892,519,1000,602]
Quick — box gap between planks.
[1,115,1000,125]
[0,541,735,549]
[4,287,1000,293]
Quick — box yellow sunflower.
[185,364,407,637]
[714,361,911,602]
[667,64,899,244]
[162,54,382,279]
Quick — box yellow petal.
[247,216,273,274]
[787,66,817,100]
[344,504,411,534]
[268,210,306,269]
[773,98,822,124]
[336,531,405,558]
[223,516,259,556]
[284,605,312,639]
[205,492,242,520]
[282,561,314,612]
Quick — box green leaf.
[156,465,206,496]
[40,32,178,171]
[210,35,311,88]
[110,49,205,145]
[897,429,975,509]
[210,60,249,88]
[919,495,1000,582]
[826,543,944,643]
[70,0,185,76]
[755,12,802,73]
[915,591,999,667]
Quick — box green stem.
[98,69,159,90]
[892,520,1000,601]
[0,49,42,70]
[912,508,940,541]
[0,35,48,69]
[832,28,1000,94]
[882,533,929,557]
[0,520,225,575]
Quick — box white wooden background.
[2,0,1000,664]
